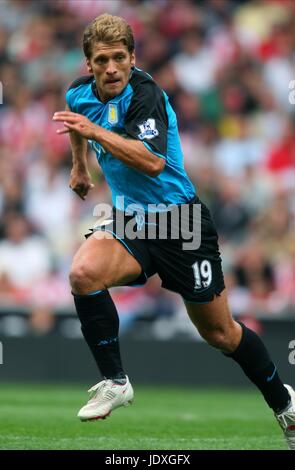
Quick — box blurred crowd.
[1,0,295,335]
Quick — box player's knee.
[69,261,107,294]
[201,327,234,350]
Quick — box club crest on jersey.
[108,103,118,124]
[137,119,159,140]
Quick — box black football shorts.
[86,195,225,303]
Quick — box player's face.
[86,41,135,103]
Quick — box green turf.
[0,383,286,450]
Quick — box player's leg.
[70,231,142,420]
[150,193,295,447]
[184,290,295,449]
[70,230,142,294]
[185,288,242,353]
[70,230,142,380]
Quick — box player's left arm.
[53,111,165,178]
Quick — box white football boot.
[275,384,295,450]
[77,376,134,421]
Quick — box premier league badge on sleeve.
[138,118,159,140]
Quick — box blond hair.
[83,13,135,59]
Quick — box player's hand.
[53,111,98,140]
[69,168,94,200]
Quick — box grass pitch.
[0,383,286,450]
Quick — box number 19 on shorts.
[192,260,212,289]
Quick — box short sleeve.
[124,80,168,159]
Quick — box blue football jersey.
[66,67,196,212]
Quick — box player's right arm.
[67,104,94,200]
